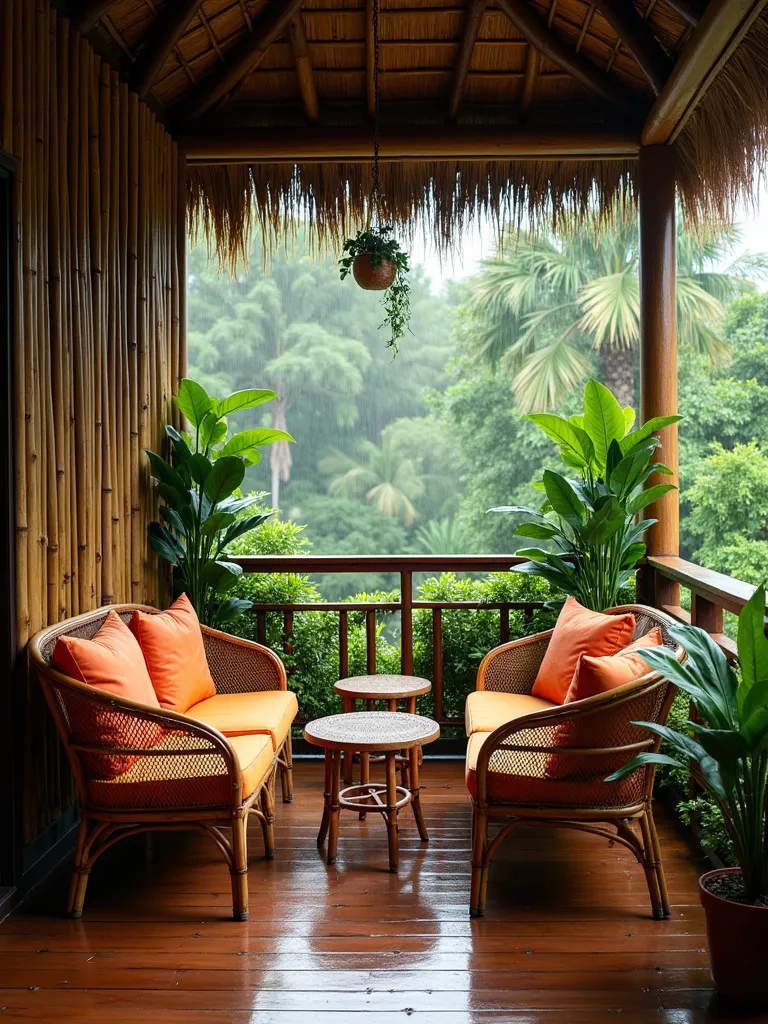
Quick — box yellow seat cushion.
[464,732,642,809]
[186,690,298,750]
[87,732,274,810]
[465,690,555,735]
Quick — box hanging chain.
[372,0,381,226]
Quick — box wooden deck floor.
[0,760,751,1022]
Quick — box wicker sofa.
[30,604,298,921]
[464,604,684,919]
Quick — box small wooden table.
[334,674,432,785]
[304,711,440,872]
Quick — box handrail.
[230,553,543,726]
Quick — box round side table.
[334,674,432,787]
[304,711,440,872]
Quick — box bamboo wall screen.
[0,0,186,843]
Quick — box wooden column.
[638,145,679,607]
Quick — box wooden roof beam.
[129,0,205,99]
[593,0,673,95]
[180,124,641,161]
[643,0,768,144]
[449,0,487,120]
[519,45,539,117]
[72,0,121,34]
[494,0,637,113]
[664,0,706,27]
[173,0,306,126]
[366,0,375,118]
[289,14,320,123]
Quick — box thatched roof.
[77,0,768,260]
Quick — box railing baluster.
[283,610,294,661]
[256,610,266,646]
[339,609,348,679]
[366,609,376,674]
[691,592,724,635]
[432,607,443,723]
[400,569,413,674]
[500,605,509,644]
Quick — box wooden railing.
[231,554,543,727]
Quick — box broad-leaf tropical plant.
[146,378,294,627]
[490,380,680,611]
[607,585,768,902]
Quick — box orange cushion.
[130,594,216,713]
[565,626,664,704]
[52,611,162,780]
[186,690,298,750]
[87,732,275,811]
[531,597,635,704]
[464,691,555,736]
[464,732,644,809]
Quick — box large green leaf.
[199,411,227,453]
[605,750,684,783]
[200,559,243,593]
[145,449,188,496]
[219,428,294,461]
[737,585,768,693]
[620,542,646,569]
[526,414,594,469]
[203,457,246,507]
[620,415,681,455]
[583,380,626,471]
[609,446,656,500]
[221,511,273,547]
[626,483,675,516]
[176,379,213,429]
[669,623,739,728]
[514,522,560,541]
[212,597,253,627]
[148,522,185,566]
[200,511,237,537]
[217,389,277,417]
[542,470,586,527]
[582,497,625,546]
[189,453,213,487]
[510,559,574,591]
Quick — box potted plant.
[145,377,294,628]
[608,586,768,1008]
[490,379,680,611]
[339,225,410,353]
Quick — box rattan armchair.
[30,604,294,921]
[466,605,685,919]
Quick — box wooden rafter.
[180,124,640,161]
[289,14,320,122]
[73,0,121,34]
[594,0,672,95]
[519,44,539,116]
[174,0,306,125]
[494,0,636,112]
[448,0,487,120]
[129,0,205,98]
[664,0,705,27]
[366,0,375,118]
[643,0,768,144]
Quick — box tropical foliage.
[145,379,293,626]
[609,586,768,902]
[321,438,427,526]
[491,380,679,611]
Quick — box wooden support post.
[400,570,413,675]
[639,145,679,607]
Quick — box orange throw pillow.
[565,627,664,704]
[130,594,216,713]
[531,596,635,705]
[52,610,161,779]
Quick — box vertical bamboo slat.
[4,0,185,844]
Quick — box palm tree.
[469,210,768,412]
[320,439,427,527]
[415,517,475,554]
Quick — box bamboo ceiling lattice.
[71,0,768,260]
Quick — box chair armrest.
[476,630,553,694]
[201,625,287,694]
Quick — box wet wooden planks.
[0,760,743,1022]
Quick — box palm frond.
[512,339,592,413]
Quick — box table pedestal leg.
[385,751,399,872]
[409,746,429,842]
[317,749,333,848]
[342,696,354,784]
[327,750,342,865]
[359,751,369,820]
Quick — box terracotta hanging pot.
[352,253,396,290]
[699,868,768,1009]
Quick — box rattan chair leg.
[646,803,671,918]
[385,751,399,873]
[230,811,249,922]
[280,731,294,804]
[408,746,428,842]
[639,810,664,920]
[469,806,488,917]
[67,815,91,918]
[260,782,276,860]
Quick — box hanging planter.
[338,0,410,354]
[339,227,411,352]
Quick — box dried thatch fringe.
[187,159,637,271]
[676,10,768,227]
